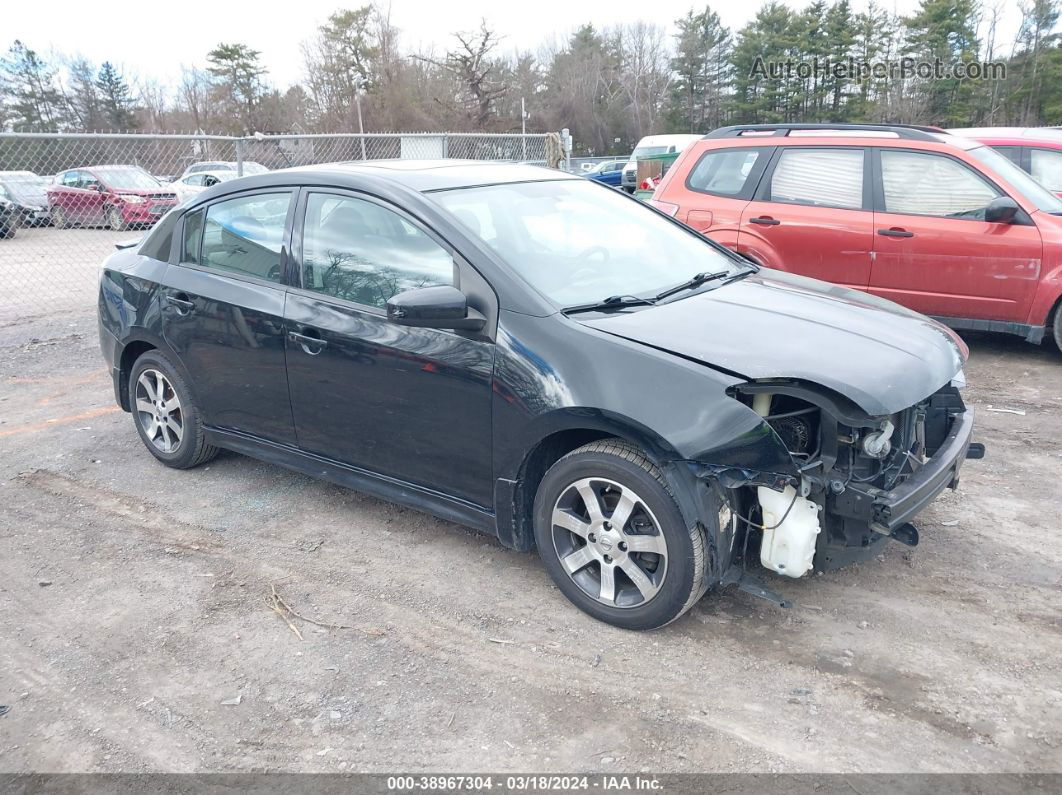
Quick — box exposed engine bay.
[723,378,980,580]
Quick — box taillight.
[649,199,679,217]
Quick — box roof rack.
[704,123,948,142]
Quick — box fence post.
[561,128,572,172]
[235,137,246,177]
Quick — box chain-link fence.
[0,131,556,326]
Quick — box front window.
[967,145,1062,214]
[431,179,742,308]
[880,150,999,219]
[1030,148,1062,194]
[95,167,160,191]
[301,193,454,309]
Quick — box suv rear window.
[687,149,764,197]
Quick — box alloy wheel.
[550,477,668,608]
[134,369,184,453]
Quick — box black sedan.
[98,161,979,630]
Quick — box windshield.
[1,174,47,203]
[431,179,743,307]
[968,145,1062,214]
[96,167,161,190]
[631,146,669,159]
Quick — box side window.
[200,192,291,282]
[770,148,864,209]
[993,146,1023,166]
[62,171,80,187]
[79,172,100,190]
[1030,149,1062,193]
[300,192,454,309]
[184,175,204,187]
[181,209,204,264]
[203,175,219,187]
[880,151,1000,219]
[687,149,764,197]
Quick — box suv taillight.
[648,199,679,216]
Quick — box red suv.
[48,165,177,231]
[650,124,1062,350]
[950,127,1062,197]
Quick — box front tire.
[128,350,218,469]
[52,206,71,229]
[108,205,128,232]
[1052,302,1062,353]
[533,439,709,630]
[0,220,16,239]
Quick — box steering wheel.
[578,245,610,263]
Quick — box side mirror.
[985,196,1019,224]
[387,285,485,331]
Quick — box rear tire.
[128,350,218,469]
[533,438,709,630]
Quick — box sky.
[7,0,1024,92]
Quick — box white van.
[621,134,703,192]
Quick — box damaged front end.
[693,377,982,592]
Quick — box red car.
[951,127,1062,197]
[650,124,1062,350]
[48,165,178,231]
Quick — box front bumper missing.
[856,409,976,536]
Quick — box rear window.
[687,149,764,197]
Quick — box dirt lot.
[0,307,1060,774]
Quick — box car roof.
[277,159,579,192]
[0,170,41,178]
[950,127,1062,147]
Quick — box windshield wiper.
[563,294,656,315]
[654,270,731,301]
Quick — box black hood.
[580,269,967,416]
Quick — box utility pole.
[355,78,367,161]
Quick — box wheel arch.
[115,331,195,412]
[495,409,687,552]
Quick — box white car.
[168,170,239,202]
[179,161,268,180]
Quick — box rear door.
[869,148,1042,322]
[160,189,298,443]
[738,146,874,289]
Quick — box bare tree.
[417,20,508,127]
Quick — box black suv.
[98,161,979,629]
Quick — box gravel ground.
[0,308,1059,774]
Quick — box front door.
[284,190,495,508]
[870,149,1042,322]
[738,146,874,290]
[161,189,298,443]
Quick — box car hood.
[579,269,967,416]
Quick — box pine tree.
[207,43,268,133]
[95,62,138,130]
[0,40,68,131]
[669,6,731,132]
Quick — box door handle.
[749,216,780,226]
[878,228,914,238]
[288,329,329,355]
[165,293,195,315]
